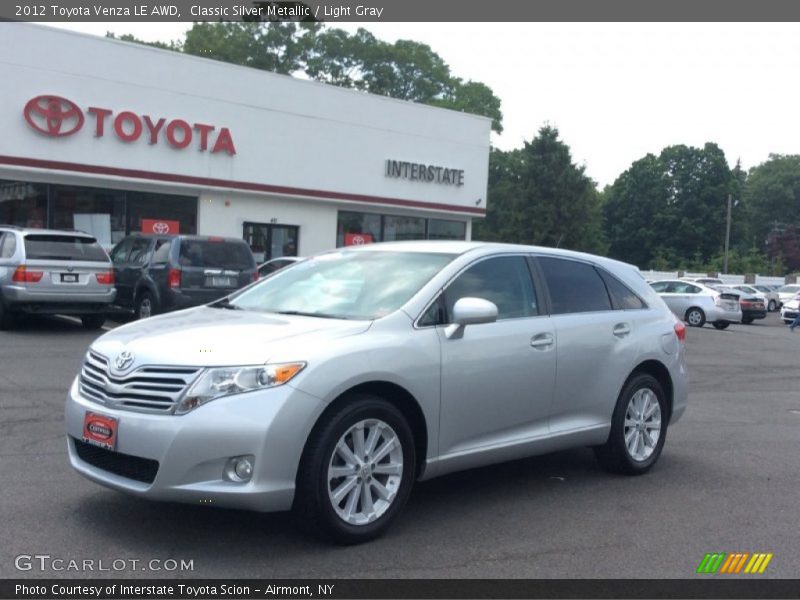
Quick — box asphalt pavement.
[0,312,798,579]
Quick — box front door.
[437,255,556,457]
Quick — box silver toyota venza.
[66,242,688,543]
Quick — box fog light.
[224,455,254,483]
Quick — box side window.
[152,240,171,264]
[538,256,612,315]
[600,271,646,310]
[650,281,669,293]
[128,239,152,266]
[444,256,538,321]
[110,239,133,265]
[418,294,446,327]
[0,233,16,259]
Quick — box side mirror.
[445,297,498,339]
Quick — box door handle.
[530,333,554,349]
[613,323,631,338]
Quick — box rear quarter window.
[538,256,612,315]
[178,240,255,269]
[24,234,108,262]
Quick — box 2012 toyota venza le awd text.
[65,242,688,543]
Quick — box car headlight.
[175,362,306,415]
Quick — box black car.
[110,234,257,319]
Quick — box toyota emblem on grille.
[23,95,85,137]
[114,350,135,371]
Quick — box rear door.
[116,238,153,305]
[21,234,111,295]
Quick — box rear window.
[178,240,254,270]
[24,234,108,262]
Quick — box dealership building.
[0,24,490,262]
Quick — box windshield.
[229,250,455,319]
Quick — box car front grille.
[72,437,159,484]
[79,351,201,414]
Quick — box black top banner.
[4,579,800,600]
[3,0,800,22]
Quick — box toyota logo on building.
[23,95,85,137]
[114,350,135,372]
[351,235,366,245]
[152,222,170,234]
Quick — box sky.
[48,22,800,188]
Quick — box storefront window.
[0,180,47,228]
[127,191,197,237]
[428,219,467,240]
[336,211,467,247]
[337,211,382,247]
[51,185,125,246]
[383,215,426,242]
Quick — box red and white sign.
[344,233,374,246]
[23,95,236,155]
[142,219,180,235]
[82,412,118,451]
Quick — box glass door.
[243,222,299,263]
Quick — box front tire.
[768,300,777,312]
[294,395,416,544]
[595,373,668,475]
[685,307,706,327]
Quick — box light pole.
[723,193,732,274]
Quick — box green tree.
[745,154,800,246]
[182,22,321,74]
[475,126,605,254]
[604,143,733,268]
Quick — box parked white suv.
[66,242,688,543]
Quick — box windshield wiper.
[209,298,243,310]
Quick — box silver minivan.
[66,242,688,543]
[0,226,116,329]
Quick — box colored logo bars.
[696,552,773,574]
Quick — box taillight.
[168,268,181,289]
[674,320,686,342]
[95,270,114,285]
[12,265,43,283]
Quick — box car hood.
[90,306,372,367]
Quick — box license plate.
[61,273,79,283]
[82,412,118,450]
[208,276,235,287]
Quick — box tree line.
[113,23,800,274]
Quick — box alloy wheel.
[327,418,403,526]
[623,388,662,462]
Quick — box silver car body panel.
[65,242,689,510]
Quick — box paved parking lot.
[0,313,798,579]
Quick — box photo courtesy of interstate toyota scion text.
[65,242,688,544]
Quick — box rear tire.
[294,394,416,544]
[80,314,106,330]
[135,292,156,320]
[712,321,730,330]
[741,317,753,325]
[595,373,668,476]
[685,307,706,327]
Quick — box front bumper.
[65,377,323,512]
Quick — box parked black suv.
[110,234,257,319]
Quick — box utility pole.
[723,193,732,274]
